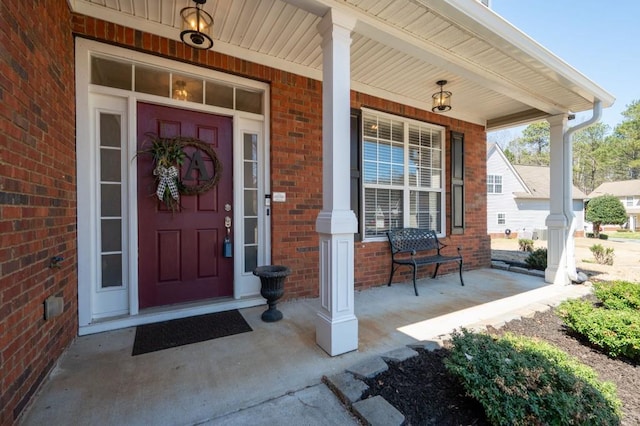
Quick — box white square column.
[315,10,358,356]
[545,114,571,285]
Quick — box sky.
[490,0,640,132]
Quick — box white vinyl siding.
[362,110,445,239]
[486,146,585,236]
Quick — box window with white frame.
[625,196,635,207]
[487,174,502,194]
[497,213,506,225]
[362,110,445,239]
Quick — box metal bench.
[387,228,464,296]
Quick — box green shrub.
[590,243,614,265]
[594,281,640,311]
[518,238,534,252]
[558,298,640,360]
[525,248,547,270]
[600,233,609,240]
[445,330,621,425]
[586,232,596,238]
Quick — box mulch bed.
[363,302,640,425]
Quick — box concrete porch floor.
[20,269,592,425]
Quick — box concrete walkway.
[20,269,592,425]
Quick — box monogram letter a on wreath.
[139,133,223,211]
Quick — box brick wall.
[71,15,490,300]
[0,1,77,424]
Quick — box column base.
[545,266,570,285]
[316,311,358,356]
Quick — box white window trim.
[361,108,446,240]
[497,212,506,225]
[487,174,502,194]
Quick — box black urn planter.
[253,265,290,322]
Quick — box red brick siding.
[71,15,490,299]
[1,1,77,424]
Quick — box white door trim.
[76,39,271,334]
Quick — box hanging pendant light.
[431,80,452,112]
[180,0,214,50]
[173,80,189,101]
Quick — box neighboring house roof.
[486,143,528,189]
[69,0,614,130]
[487,143,586,200]
[588,180,640,198]
[513,165,587,200]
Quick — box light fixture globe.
[180,0,214,50]
[432,80,452,113]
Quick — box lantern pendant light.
[180,0,214,50]
[431,80,452,112]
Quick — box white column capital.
[546,113,569,127]
[317,8,356,38]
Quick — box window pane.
[244,162,257,189]
[391,165,404,186]
[236,89,263,114]
[364,188,403,238]
[101,184,121,217]
[244,246,257,273]
[244,218,258,244]
[101,254,122,288]
[363,140,377,162]
[91,56,132,90]
[205,81,234,109]
[363,116,378,137]
[100,148,121,182]
[244,190,257,216]
[135,66,170,97]
[363,161,377,184]
[172,75,203,103]
[101,219,122,252]
[391,120,404,142]
[378,117,391,140]
[100,114,121,148]
[410,191,441,232]
[378,162,391,185]
[244,133,258,161]
[378,142,391,163]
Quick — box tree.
[503,121,550,166]
[585,195,627,238]
[608,100,640,179]
[572,122,611,194]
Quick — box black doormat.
[132,310,252,356]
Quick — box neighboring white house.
[588,180,640,231]
[487,143,587,238]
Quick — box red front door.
[137,103,233,309]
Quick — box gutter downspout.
[564,99,602,282]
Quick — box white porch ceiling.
[69,0,614,129]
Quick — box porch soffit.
[70,0,614,130]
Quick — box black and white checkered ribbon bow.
[154,166,179,201]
